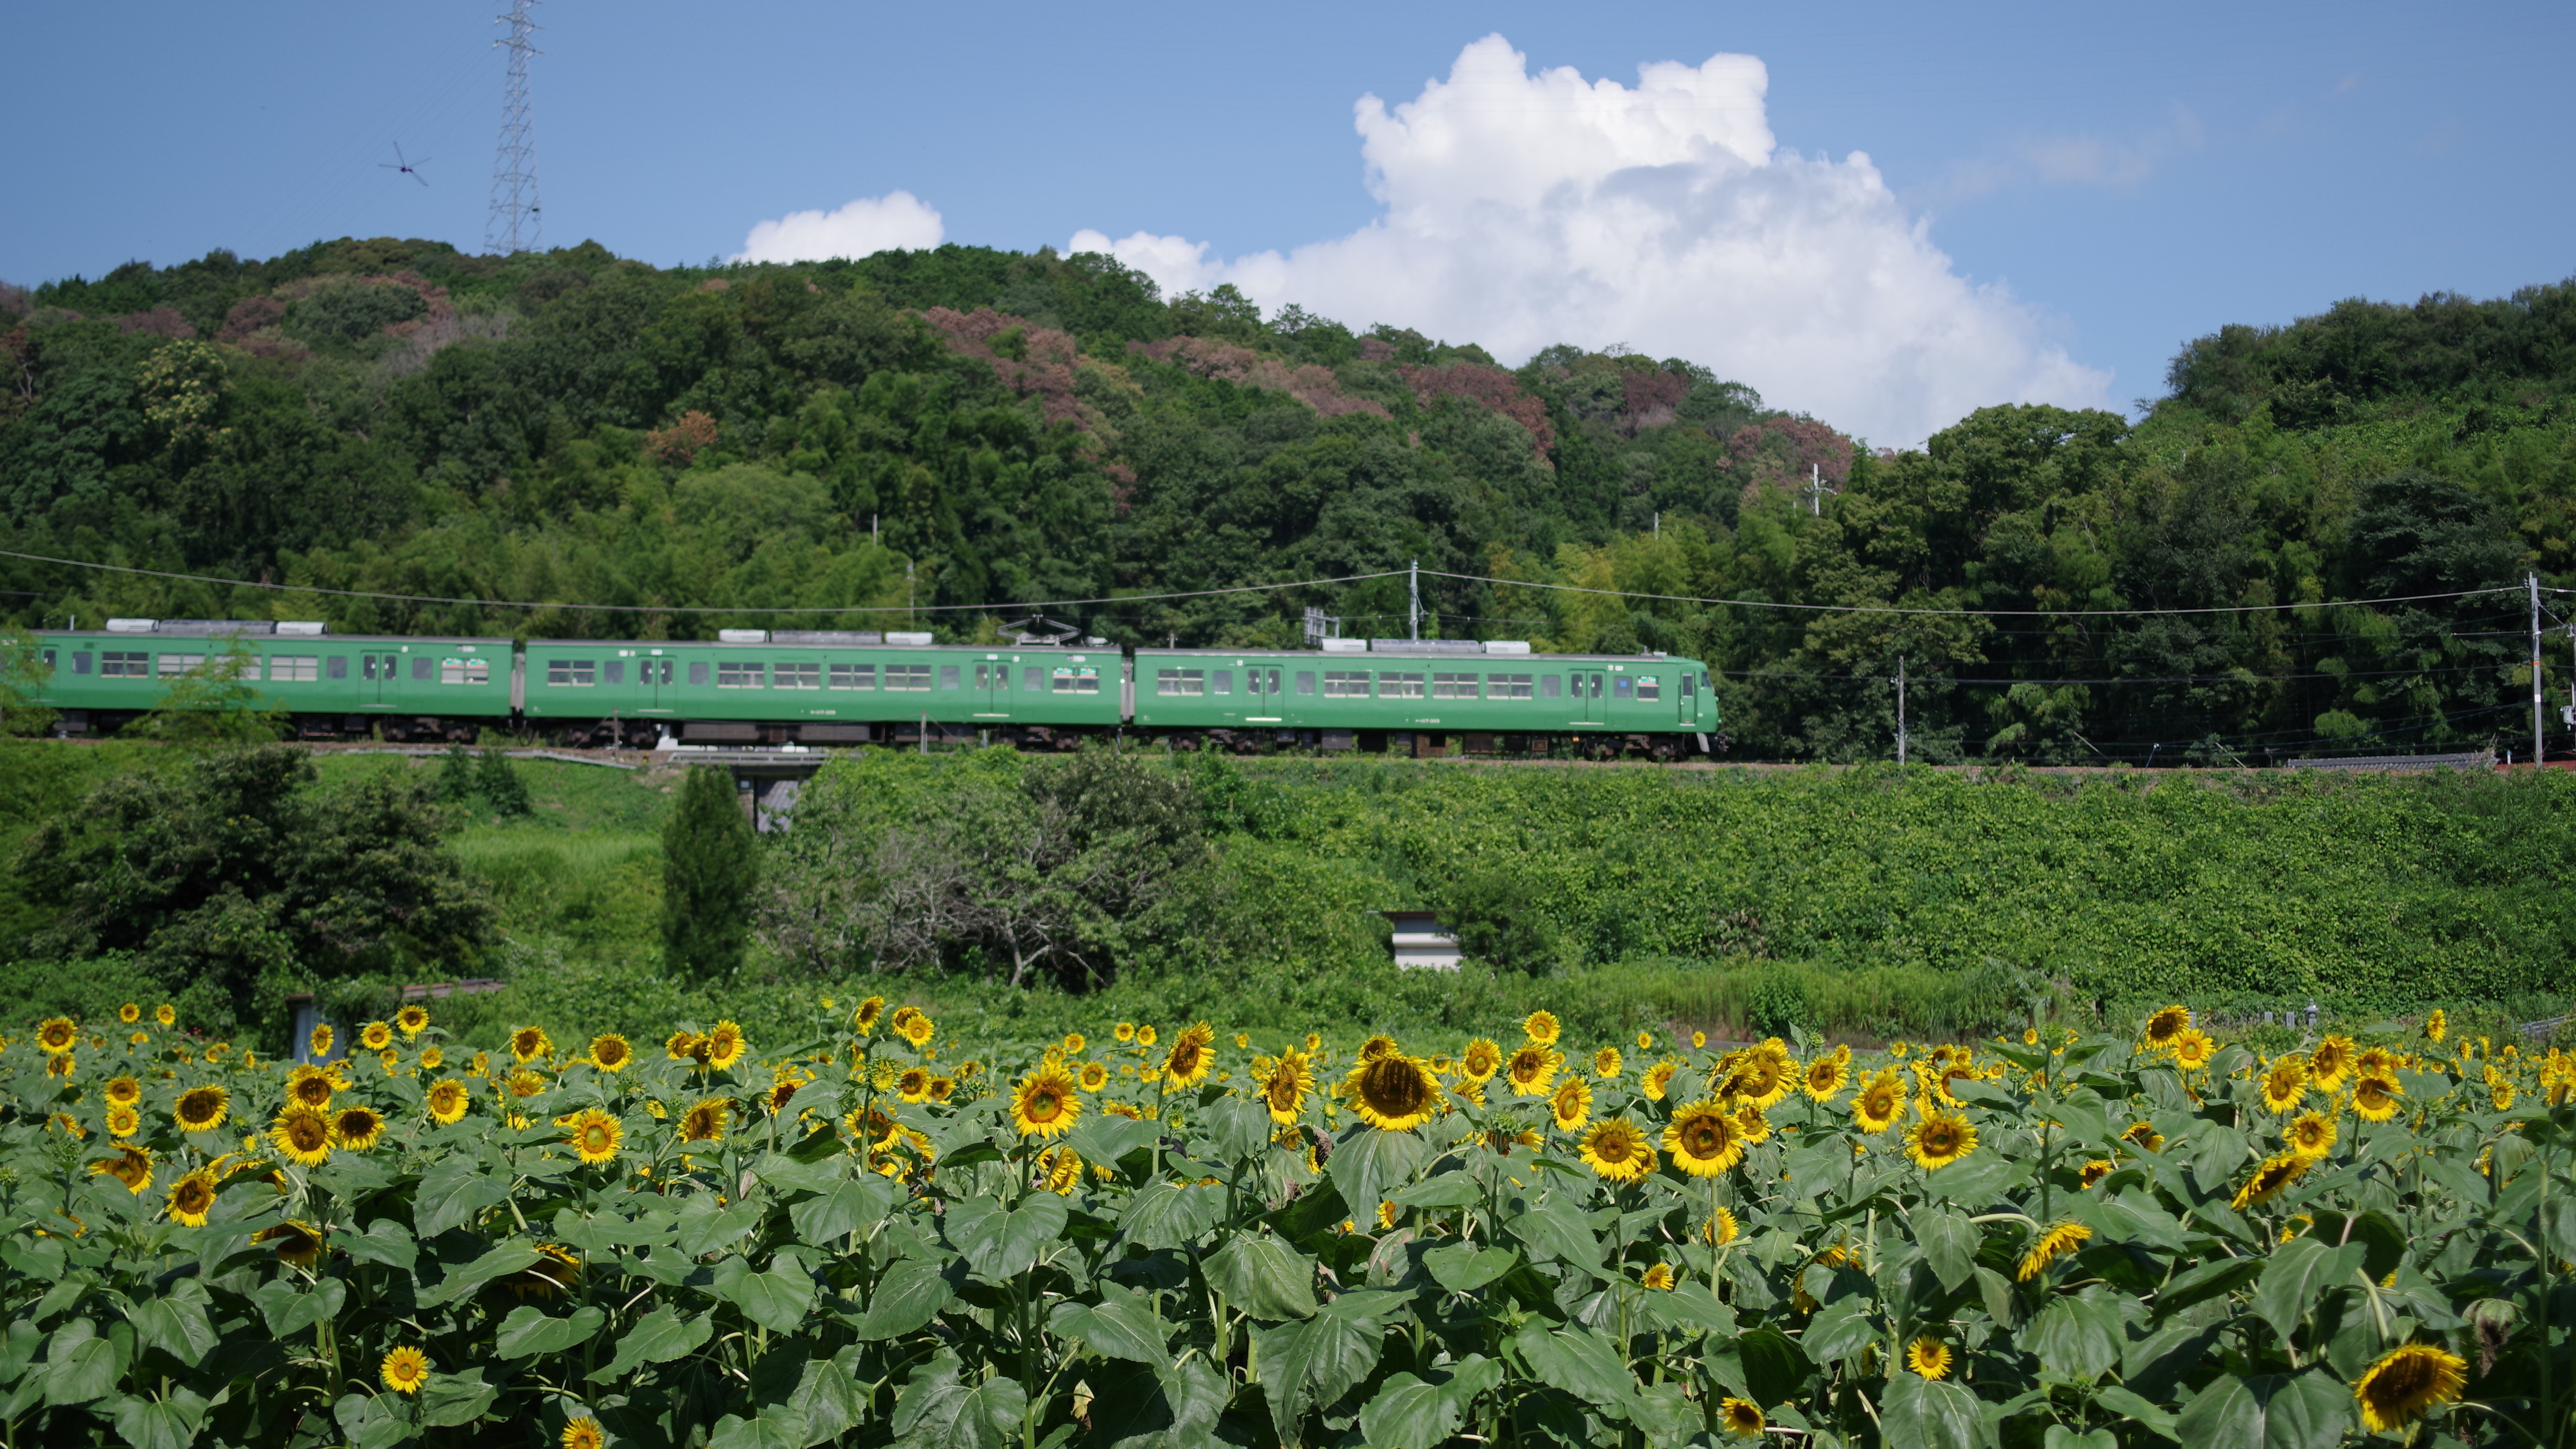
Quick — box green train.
[20,620,1720,758]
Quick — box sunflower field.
[0,998,2568,1448]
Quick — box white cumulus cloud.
[1070,35,2109,446]
[735,191,945,263]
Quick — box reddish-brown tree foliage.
[1402,362,1554,461]
[1621,370,1688,432]
[1129,337,1390,420]
[920,307,1091,427]
[116,308,198,339]
[647,410,721,465]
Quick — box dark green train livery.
[21,621,1719,758]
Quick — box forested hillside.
[7,237,2576,763]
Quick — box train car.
[519,629,1124,748]
[28,620,512,741]
[1130,639,1718,758]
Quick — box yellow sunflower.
[2078,1159,2114,1188]
[1731,1101,1771,1146]
[119,1002,141,1024]
[1592,1046,1623,1079]
[1113,1021,1135,1043]
[565,1108,622,1165]
[2232,1151,2311,1209]
[1163,1023,1216,1088]
[360,1021,393,1052]
[666,1030,703,1062]
[852,996,886,1035]
[271,1108,333,1167]
[2141,1004,2190,1048]
[2308,1035,2355,1094]
[704,1020,748,1070]
[2123,1120,2164,1153]
[331,1105,387,1152]
[396,1004,430,1037]
[36,1017,78,1055]
[679,1097,731,1143]
[426,1079,471,1126]
[381,1347,429,1395]
[308,1023,334,1059]
[154,1003,175,1027]
[1705,1208,1741,1246]
[1077,1061,1110,1093]
[1642,1059,1680,1101]
[1852,1070,1904,1134]
[1550,1077,1593,1133]
[286,1065,335,1111]
[1344,1054,1441,1132]
[898,1014,935,1049]
[105,1105,142,1140]
[1064,1032,1087,1055]
[2172,1029,2216,1070]
[510,1026,552,1064]
[91,1143,154,1195]
[897,1067,932,1103]
[2352,1342,2468,1432]
[1577,1118,1656,1184]
[930,1076,956,1103]
[1504,1042,1562,1096]
[561,1417,607,1449]
[1904,1109,1978,1171]
[2422,1009,2446,1044]
[1641,1261,1675,1289]
[167,1169,217,1227]
[1804,1054,1850,1102]
[1459,1038,1502,1082]
[2016,1219,2090,1280]
[1664,1100,1745,1178]
[1257,1050,1315,1124]
[2285,1111,2337,1159]
[257,1219,325,1267]
[1012,1066,1083,1139]
[1523,1010,1562,1046]
[2353,1074,2403,1123]
[1718,1398,1765,1440]
[1907,1337,1953,1380]
[104,1074,142,1107]
[2259,1055,2309,1114]
[590,1034,633,1072]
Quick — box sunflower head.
[257,1219,325,1267]
[2142,1005,2190,1047]
[2259,1055,2310,1114]
[2422,1008,2446,1043]
[1504,1042,1561,1096]
[331,1105,387,1151]
[1345,1054,1440,1132]
[510,1026,552,1064]
[396,1004,429,1037]
[1459,1038,1502,1082]
[1578,1118,1656,1184]
[895,1067,932,1103]
[1163,1023,1216,1087]
[562,1416,607,1449]
[1641,1261,1675,1289]
[1258,1050,1315,1124]
[1905,1109,1978,1171]
[1642,1060,1679,1101]
[1523,1010,1561,1046]
[92,1143,153,1194]
[852,996,886,1034]
[2286,1110,2337,1158]
[1078,1061,1110,1093]
[119,1002,141,1025]
[898,1014,935,1049]
[2353,1073,2403,1122]
[2353,1342,2468,1432]
[271,1108,333,1167]
[2231,1151,2312,1210]
[2308,1035,2355,1091]
[1113,1021,1135,1043]
[2016,1218,2091,1280]
[679,1097,731,1143]
[36,1017,78,1054]
[101,1074,141,1107]
[1664,1100,1744,1178]
[307,1023,333,1059]
[167,1169,218,1227]
[666,1030,702,1062]
[705,1020,748,1070]
[590,1034,633,1071]
[1852,1070,1904,1133]
[1718,1398,1765,1439]
[930,1076,956,1102]
[1907,1336,1953,1380]
[566,1108,622,1165]
[1592,1047,1623,1079]
[360,1022,393,1052]
[1063,1032,1087,1055]
[2172,1029,2216,1070]
[1804,1055,1849,1101]
[1012,1066,1083,1139]
[426,1079,470,1126]
[153,1002,175,1027]
[1550,1077,1593,1133]
[380,1346,429,1394]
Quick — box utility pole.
[1896,655,1908,765]
[1805,463,1831,516]
[2531,572,2545,767]
[1408,559,1420,641]
[485,0,543,255]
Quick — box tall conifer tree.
[662,765,756,977]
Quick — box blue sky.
[6,1,2571,442]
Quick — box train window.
[1024,666,1044,692]
[1213,670,1232,695]
[886,664,931,690]
[1294,671,1316,696]
[1431,672,1477,699]
[1051,666,1100,693]
[655,661,674,685]
[1637,676,1660,701]
[72,652,92,675]
[1493,672,1533,699]
[829,663,874,689]
[102,651,148,677]
[776,662,820,689]
[1614,677,1634,700]
[1701,672,1712,691]
[1155,668,1205,696]
[688,662,709,686]
[604,661,624,686]
[441,660,490,685]
[1322,670,1368,698]
[156,653,206,677]
[270,656,318,682]
[937,665,961,690]
[328,656,349,680]
[1680,673,1695,697]
[411,658,433,682]
[1540,674,1560,698]
[39,650,54,671]
[1379,671,1425,699]
[717,662,763,688]
[548,660,598,687]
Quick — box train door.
[358,650,400,707]
[975,659,1011,716]
[1569,669,1608,725]
[641,655,672,710]
[1244,665,1284,719]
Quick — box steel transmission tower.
[485,0,542,255]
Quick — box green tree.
[475,746,531,816]
[13,744,491,1046]
[134,636,284,744]
[0,629,55,737]
[662,764,757,978]
[1442,869,1553,977]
